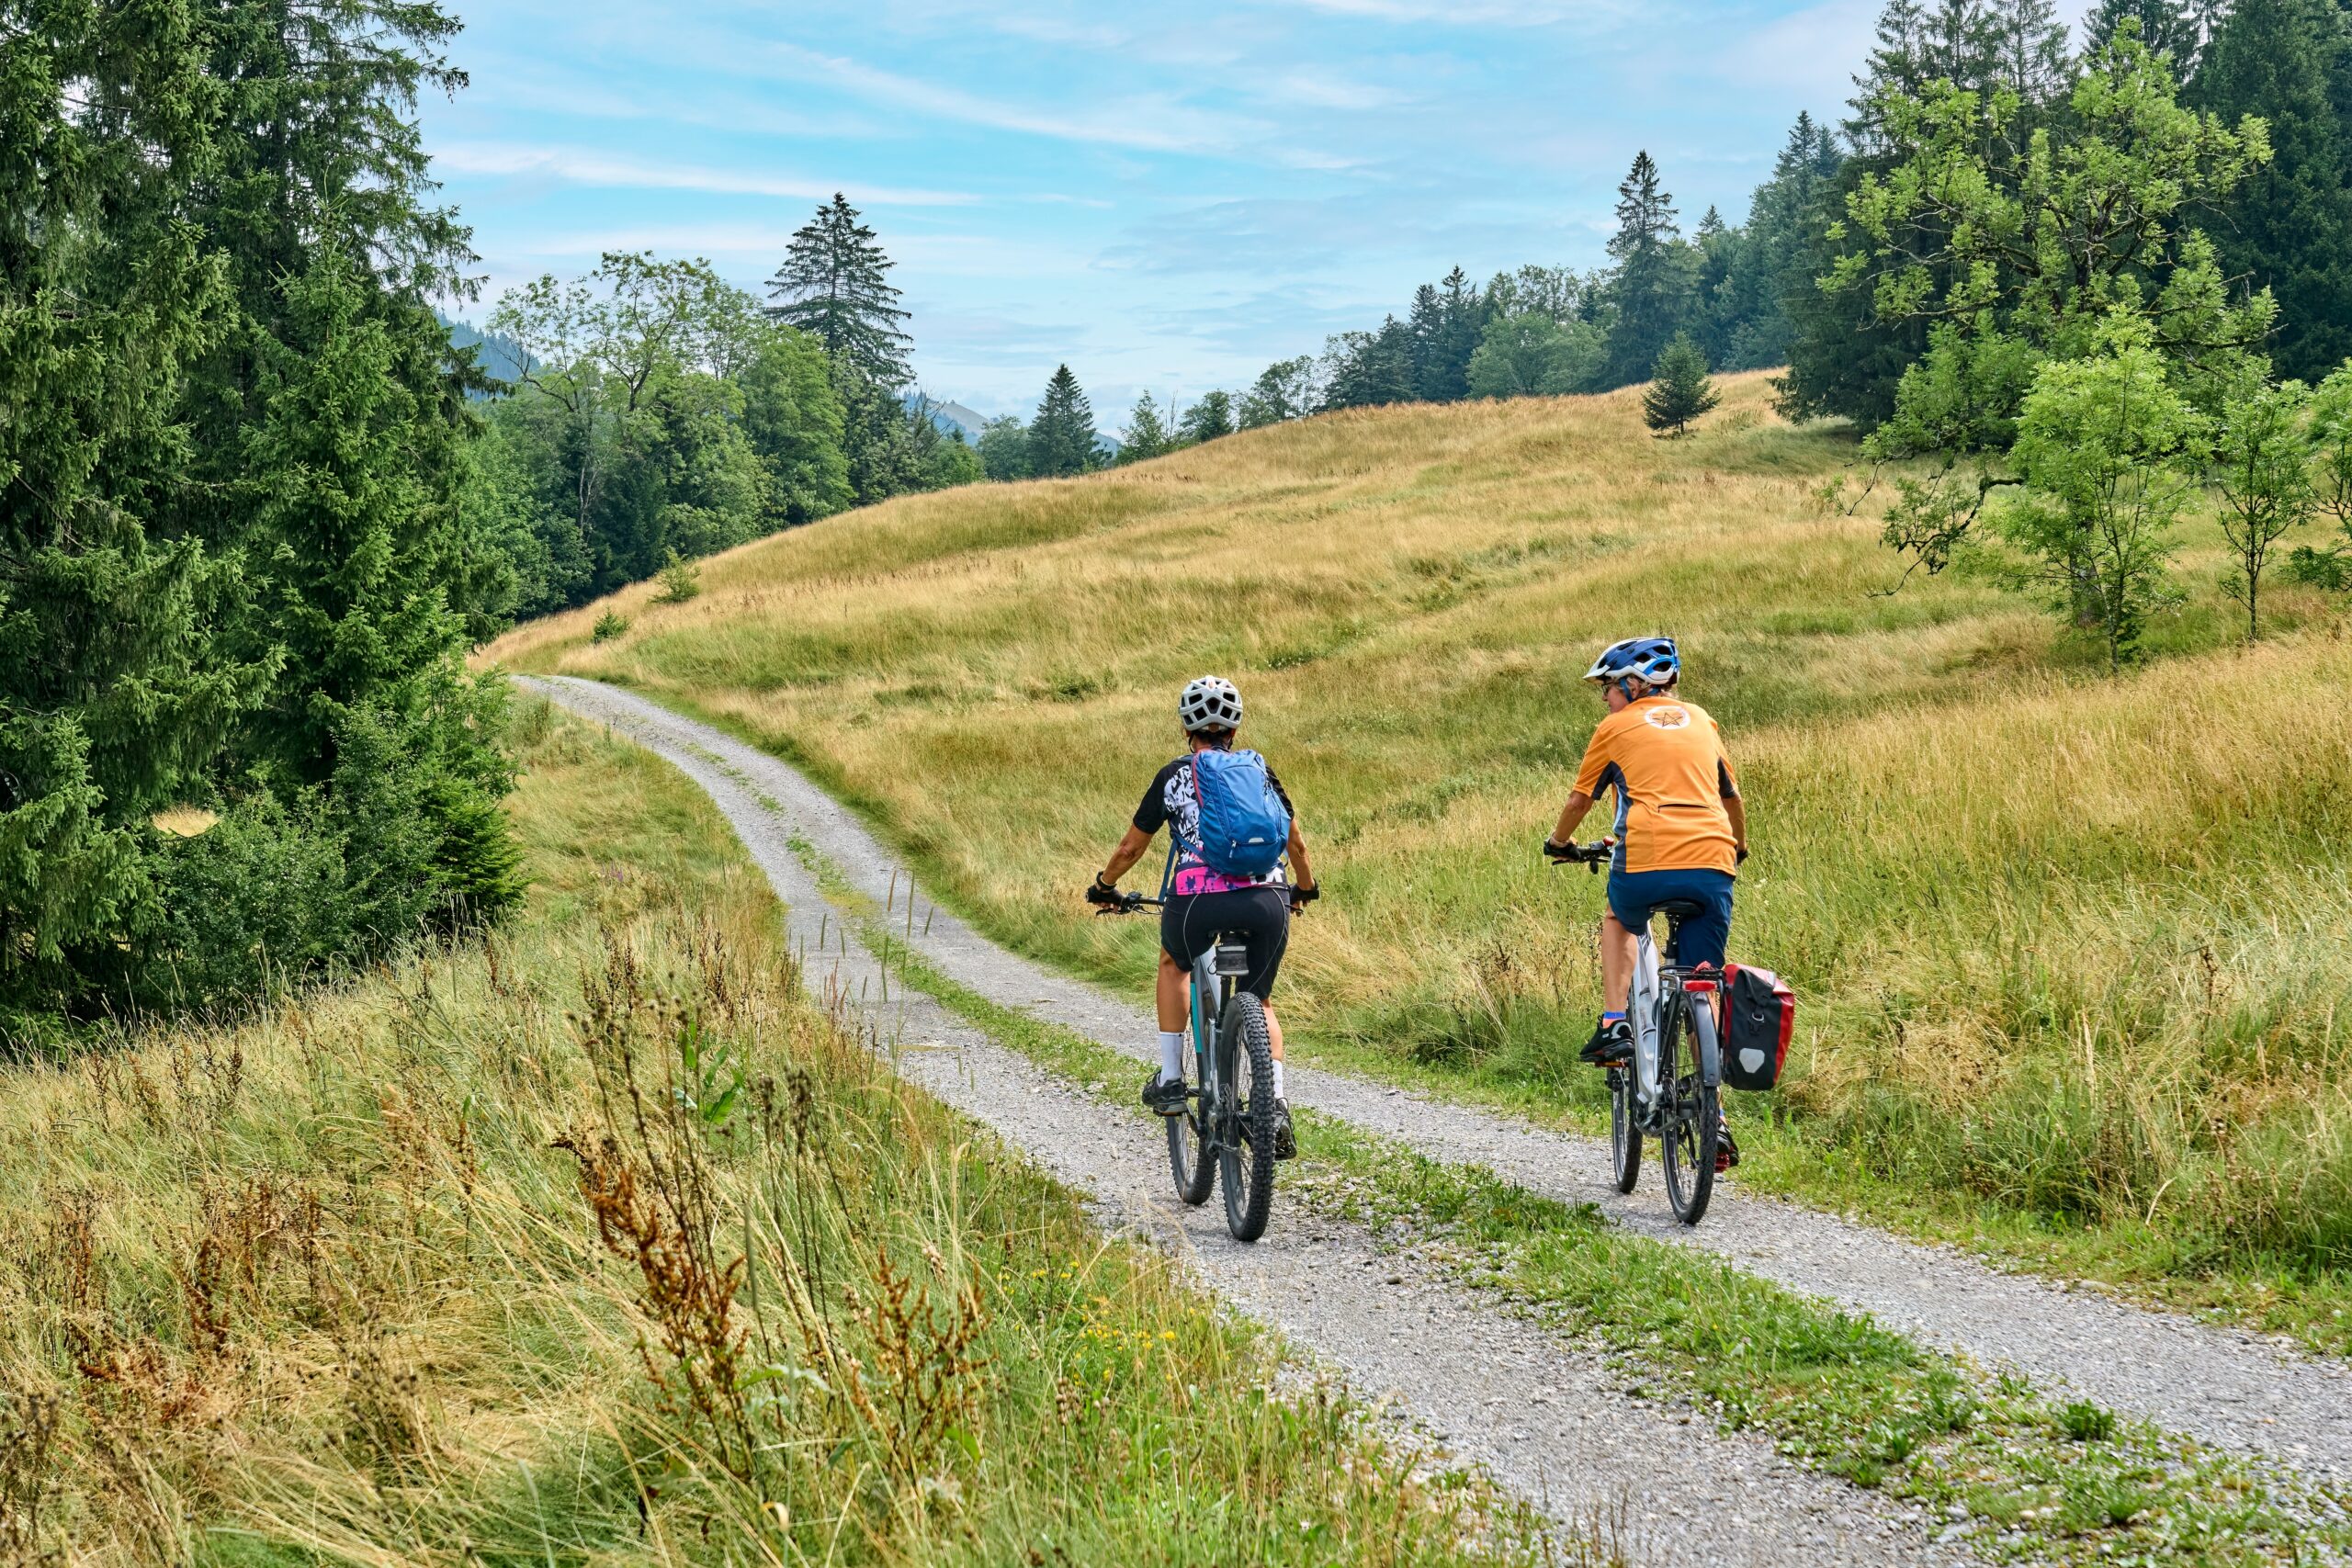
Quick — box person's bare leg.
[1157,950,1187,1032]
[1600,912,1637,1014]
[1264,1004,1283,1061]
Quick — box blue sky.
[422,0,2091,422]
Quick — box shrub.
[654,551,703,604]
[593,611,629,642]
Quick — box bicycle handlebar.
[1544,838,1611,874]
[1092,889,1164,915]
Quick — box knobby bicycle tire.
[1166,1012,1216,1206]
[1660,997,1719,1226]
[1218,991,1277,1242]
[1609,1066,1642,1193]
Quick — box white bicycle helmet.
[1583,637,1679,688]
[1178,675,1244,734]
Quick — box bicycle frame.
[1628,929,1721,1102]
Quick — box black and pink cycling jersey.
[1133,754,1295,896]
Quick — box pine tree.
[1411,267,1486,401]
[0,0,267,1034]
[2189,0,2352,379]
[1984,0,2071,104]
[1116,393,1175,463]
[766,195,914,389]
[1028,366,1100,477]
[1602,152,1702,388]
[2085,0,2200,70]
[1643,333,1723,436]
[1320,319,1418,409]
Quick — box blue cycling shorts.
[1606,866,1735,970]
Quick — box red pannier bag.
[1719,963,1794,1091]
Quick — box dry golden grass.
[0,708,1545,1565]
[486,374,2352,1328]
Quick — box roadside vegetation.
[0,705,1547,1566]
[489,374,2352,1346]
[816,877,2351,1568]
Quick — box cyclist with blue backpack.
[1086,676,1318,1158]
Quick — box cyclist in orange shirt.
[1543,637,1748,1163]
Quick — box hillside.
[488,373,2352,1335]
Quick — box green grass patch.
[837,885,2352,1568]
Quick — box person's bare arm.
[1725,794,1747,858]
[1099,824,1153,886]
[1285,818,1316,891]
[1549,791,1596,848]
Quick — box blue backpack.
[1189,750,1292,878]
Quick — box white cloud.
[1254,0,1649,28]
[763,42,1266,155]
[1271,70,1407,111]
[433,142,976,207]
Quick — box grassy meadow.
[0,703,1547,1566]
[487,373,2352,1342]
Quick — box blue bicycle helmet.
[1583,636,1679,689]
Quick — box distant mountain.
[440,313,534,388]
[906,395,989,444]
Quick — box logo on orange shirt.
[1642,705,1692,730]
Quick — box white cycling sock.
[1158,1032,1186,1084]
[1272,1058,1286,1100]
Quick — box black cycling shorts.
[1160,886,1290,999]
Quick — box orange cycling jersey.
[1571,694,1741,876]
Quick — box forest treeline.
[3,0,524,1043]
[12,0,2352,1041]
[1046,0,2352,465]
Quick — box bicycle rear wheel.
[1165,1019,1216,1205]
[1659,998,1719,1225]
[1217,992,1277,1242]
[1608,1065,1642,1193]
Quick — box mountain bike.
[1097,892,1279,1242]
[1548,840,1723,1225]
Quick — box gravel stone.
[526,674,2352,1527]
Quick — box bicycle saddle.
[1653,898,1709,922]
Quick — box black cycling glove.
[1084,876,1119,907]
[1289,883,1320,909]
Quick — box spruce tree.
[2190,0,2352,379]
[1602,152,1702,388]
[766,195,915,389]
[1411,267,1486,401]
[1117,393,1175,463]
[1320,319,1417,408]
[1643,334,1723,436]
[1027,366,1100,477]
[0,0,266,1034]
[2086,0,2200,69]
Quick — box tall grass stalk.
[0,711,1548,1565]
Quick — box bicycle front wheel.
[1166,1018,1215,1207]
[1659,998,1719,1225]
[1217,992,1277,1242]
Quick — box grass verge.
[850,899,2352,1568]
[0,705,1558,1567]
[485,379,2352,1345]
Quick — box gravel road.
[525,675,1973,1564]
[524,672,2352,1515]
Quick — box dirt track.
[522,671,2352,1552]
